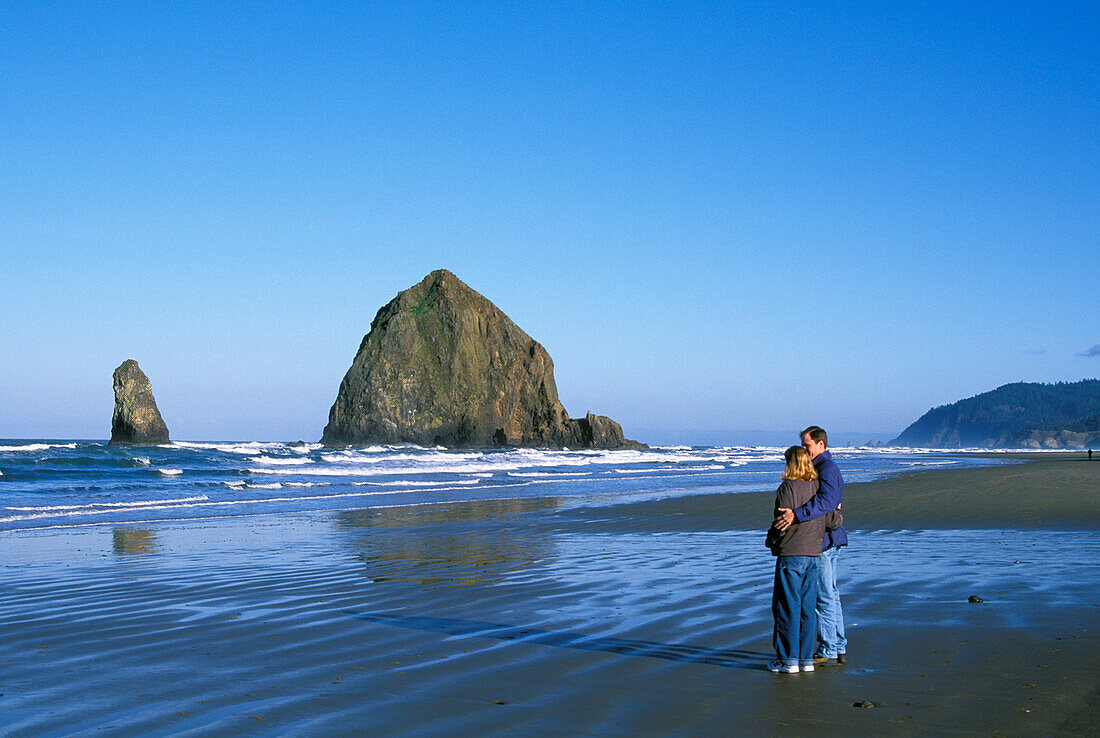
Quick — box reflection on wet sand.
[112,527,158,555]
[334,498,559,586]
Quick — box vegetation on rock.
[890,380,1100,448]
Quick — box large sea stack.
[109,360,170,446]
[322,270,645,450]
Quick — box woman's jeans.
[816,545,847,658]
[772,555,819,666]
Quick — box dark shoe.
[837,653,847,664]
[813,655,844,667]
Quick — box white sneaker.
[800,663,815,672]
[766,660,798,674]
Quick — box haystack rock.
[109,360,170,446]
[322,270,645,450]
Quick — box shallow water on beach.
[2,509,1097,735]
[0,440,1013,532]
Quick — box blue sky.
[2,1,1097,443]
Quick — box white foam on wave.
[250,463,509,478]
[0,443,79,453]
[173,441,287,455]
[158,469,183,476]
[248,456,312,466]
[507,471,594,478]
[612,463,727,473]
[5,495,210,513]
[224,480,328,490]
[0,483,523,524]
[352,478,482,487]
[902,460,960,467]
[133,457,151,466]
[248,444,768,479]
[320,451,483,465]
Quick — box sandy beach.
[2,453,1097,735]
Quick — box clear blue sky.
[2,2,1097,443]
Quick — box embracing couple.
[764,425,847,674]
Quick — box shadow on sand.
[346,610,768,670]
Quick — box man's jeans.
[772,555,819,666]
[816,545,847,658]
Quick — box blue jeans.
[816,545,847,658]
[772,556,819,666]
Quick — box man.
[774,425,847,666]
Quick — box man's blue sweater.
[793,449,848,551]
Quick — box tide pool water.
[0,440,1013,532]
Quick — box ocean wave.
[0,484,508,524]
[319,451,483,465]
[612,463,726,473]
[158,469,183,476]
[506,471,594,478]
[133,457,151,466]
[0,443,79,453]
[5,495,210,512]
[902,460,960,467]
[248,456,312,466]
[173,441,287,455]
[247,465,497,477]
[351,479,483,487]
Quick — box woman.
[765,446,827,674]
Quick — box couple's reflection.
[334,497,558,586]
[112,527,158,556]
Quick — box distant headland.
[891,380,1100,449]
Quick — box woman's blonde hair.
[782,445,818,481]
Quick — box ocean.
[0,440,1013,533]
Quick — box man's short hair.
[801,425,828,448]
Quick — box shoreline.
[553,451,1100,532]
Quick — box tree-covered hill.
[890,380,1100,448]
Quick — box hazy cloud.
[1079,344,1100,357]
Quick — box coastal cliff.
[109,360,170,446]
[322,270,644,450]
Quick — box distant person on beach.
[764,446,826,674]
[774,425,848,666]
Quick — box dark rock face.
[109,360,170,446]
[322,270,645,450]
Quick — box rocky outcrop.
[109,360,170,446]
[322,270,644,450]
[1001,428,1100,449]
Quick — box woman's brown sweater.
[768,479,826,557]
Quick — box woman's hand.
[773,508,795,531]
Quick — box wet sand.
[1,455,1098,735]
